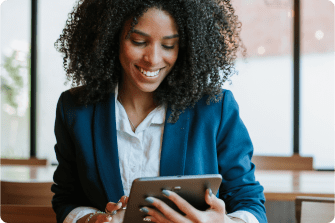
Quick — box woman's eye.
[132,40,174,50]
[163,45,175,50]
[132,40,146,46]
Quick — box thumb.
[205,188,225,213]
[105,201,122,213]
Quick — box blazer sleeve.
[216,90,267,223]
[51,92,93,223]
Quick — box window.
[36,0,76,163]
[225,0,294,157]
[4,0,333,169]
[1,0,31,158]
[300,0,334,169]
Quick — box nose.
[143,44,162,66]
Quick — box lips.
[135,65,163,77]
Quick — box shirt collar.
[114,85,166,133]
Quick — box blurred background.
[0,0,334,169]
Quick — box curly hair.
[55,0,246,123]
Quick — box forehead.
[123,8,178,37]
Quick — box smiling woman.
[119,8,179,99]
[117,8,180,128]
[54,0,246,123]
[51,0,266,223]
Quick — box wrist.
[87,211,105,223]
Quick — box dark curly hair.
[55,0,246,123]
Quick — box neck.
[118,82,156,115]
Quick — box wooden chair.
[295,196,335,223]
[1,181,53,205]
[1,204,57,223]
[1,158,47,166]
[252,155,313,170]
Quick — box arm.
[216,90,267,223]
[52,93,128,223]
[63,207,98,223]
[51,92,94,222]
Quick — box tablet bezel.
[123,174,222,223]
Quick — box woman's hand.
[105,195,129,223]
[77,195,128,223]
[77,212,113,223]
[140,189,236,223]
[105,195,129,213]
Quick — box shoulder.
[186,89,236,122]
[57,86,93,116]
[193,89,236,111]
[59,86,86,107]
[56,86,98,127]
[69,85,86,95]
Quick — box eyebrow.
[132,29,179,39]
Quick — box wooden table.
[255,170,335,201]
[1,165,57,205]
[1,165,57,182]
[1,166,334,203]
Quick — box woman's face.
[119,8,179,93]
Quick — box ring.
[111,210,118,215]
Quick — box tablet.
[123,174,222,223]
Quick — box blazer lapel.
[160,107,190,176]
[93,93,124,202]
[93,96,190,201]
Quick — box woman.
[52,0,267,222]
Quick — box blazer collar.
[93,93,190,202]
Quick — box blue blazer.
[51,89,267,223]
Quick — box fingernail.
[140,207,149,213]
[209,188,213,197]
[143,217,152,222]
[162,190,170,197]
[145,197,154,204]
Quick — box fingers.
[143,216,157,222]
[119,195,129,209]
[105,201,122,213]
[140,206,173,223]
[105,195,128,218]
[141,191,197,223]
[93,213,113,223]
[205,188,213,207]
[160,190,202,221]
[205,188,225,213]
[109,209,126,222]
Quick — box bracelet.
[85,211,105,223]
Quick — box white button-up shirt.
[63,87,259,223]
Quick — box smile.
[136,66,162,77]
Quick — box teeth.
[138,66,160,77]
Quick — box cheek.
[168,49,179,66]
[120,43,141,65]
